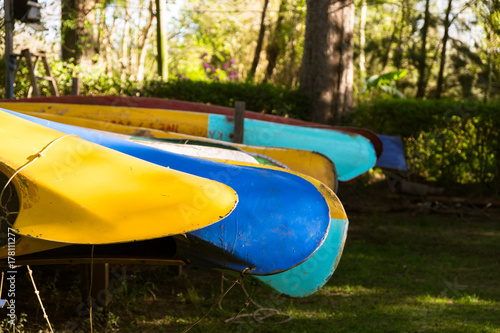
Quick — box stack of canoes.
[0,97,406,297]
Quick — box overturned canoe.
[0,110,238,249]
[3,109,334,275]
[11,95,383,158]
[15,111,338,191]
[0,102,376,181]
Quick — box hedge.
[348,99,500,193]
[138,79,309,120]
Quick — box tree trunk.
[98,1,108,67]
[435,0,453,98]
[61,0,100,65]
[121,2,131,81]
[484,27,494,103]
[247,0,270,82]
[286,9,300,87]
[338,1,354,117]
[136,0,155,81]
[300,0,355,124]
[104,11,118,76]
[359,0,367,85]
[263,0,288,82]
[381,11,399,71]
[394,0,407,70]
[416,0,431,98]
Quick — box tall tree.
[120,0,131,80]
[435,0,454,98]
[301,0,355,124]
[61,0,101,65]
[477,0,500,102]
[416,0,431,97]
[263,0,289,82]
[359,0,367,85]
[135,0,154,81]
[247,0,270,82]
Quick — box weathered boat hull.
[0,102,376,181]
[11,95,383,158]
[0,110,238,250]
[3,109,334,275]
[254,217,348,297]
[15,110,338,191]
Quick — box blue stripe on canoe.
[3,109,330,275]
[254,217,348,297]
[207,115,377,181]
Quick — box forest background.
[1,0,500,193]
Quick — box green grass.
[9,192,500,332]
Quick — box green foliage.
[364,70,407,98]
[2,57,307,118]
[0,313,27,332]
[13,206,500,332]
[348,99,500,192]
[139,79,309,119]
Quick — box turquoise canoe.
[254,217,348,297]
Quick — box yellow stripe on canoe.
[16,111,337,191]
[0,110,238,246]
[0,102,209,137]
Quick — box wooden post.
[233,101,245,144]
[72,77,81,96]
[4,0,14,99]
[79,263,110,308]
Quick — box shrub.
[348,99,500,194]
[138,79,309,119]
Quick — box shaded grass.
[8,201,500,332]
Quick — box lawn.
[4,182,500,332]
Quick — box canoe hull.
[11,95,383,158]
[3,109,332,275]
[14,110,338,190]
[0,110,238,247]
[0,102,376,181]
[254,217,348,297]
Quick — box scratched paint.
[0,103,209,138]
[0,102,377,181]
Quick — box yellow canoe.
[0,110,238,251]
[14,110,337,191]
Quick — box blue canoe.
[3,108,331,275]
[374,134,408,172]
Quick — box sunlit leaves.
[364,70,407,98]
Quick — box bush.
[2,59,307,118]
[138,79,309,119]
[348,99,500,194]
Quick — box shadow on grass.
[10,199,500,333]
